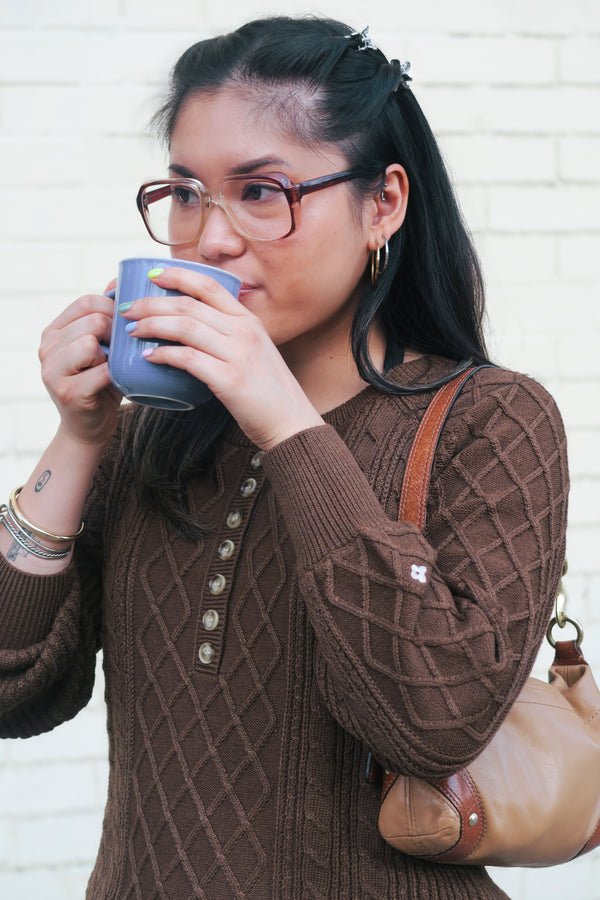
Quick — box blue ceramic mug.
[103,257,241,410]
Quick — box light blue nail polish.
[118,301,133,313]
[125,320,138,333]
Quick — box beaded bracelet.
[8,486,85,543]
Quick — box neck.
[280,325,387,414]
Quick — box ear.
[366,164,409,252]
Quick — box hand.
[39,290,122,447]
[119,266,324,449]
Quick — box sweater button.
[226,511,242,529]
[218,539,235,560]
[240,477,257,497]
[202,609,219,631]
[198,642,215,664]
[250,451,265,469]
[208,574,226,595]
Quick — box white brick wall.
[1,2,599,898]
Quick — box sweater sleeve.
[263,372,569,779]
[0,431,120,739]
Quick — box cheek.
[256,206,370,305]
[327,230,371,293]
[257,243,316,294]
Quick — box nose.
[195,199,246,261]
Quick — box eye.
[172,185,199,207]
[239,180,282,203]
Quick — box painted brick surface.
[1,2,599,898]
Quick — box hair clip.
[391,59,412,89]
[345,26,377,52]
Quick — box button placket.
[195,448,266,674]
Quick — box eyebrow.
[168,157,291,180]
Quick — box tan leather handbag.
[369,369,600,866]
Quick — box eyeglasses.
[136,170,359,245]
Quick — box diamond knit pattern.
[0,357,568,900]
[270,375,568,778]
[119,446,291,899]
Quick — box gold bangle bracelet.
[8,486,85,543]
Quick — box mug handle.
[99,288,116,355]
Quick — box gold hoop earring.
[370,238,389,285]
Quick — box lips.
[238,283,257,301]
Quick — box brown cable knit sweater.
[0,356,569,899]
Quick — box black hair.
[128,15,490,536]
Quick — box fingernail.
[125,321,138,333]
[118,301,133,313]
[142,348,154,359]
[147,268,164,279]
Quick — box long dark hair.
[128,15,489,536]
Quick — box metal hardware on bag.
[555,584,567,628]
[546,562,583,649]
[554,559,569,627]
[468,813,479,827]
[546,613,583,649]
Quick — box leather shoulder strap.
[398,366,481,529]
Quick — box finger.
[147,266,243,315]
[125,314,232,362]
[44,293,116,334]
[40,311,114,364]
[61,311,113,346]
[43,333,113,385]
[48,359,116,408]
[141,342,231,393]
[118,292,238,337]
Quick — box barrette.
[345,26,377,52]
[393,59,412,89]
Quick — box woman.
[0,16,568,900]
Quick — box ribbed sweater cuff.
[263,424,390,570]
[0,554,75,650]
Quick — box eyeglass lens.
[143,179,294,244]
